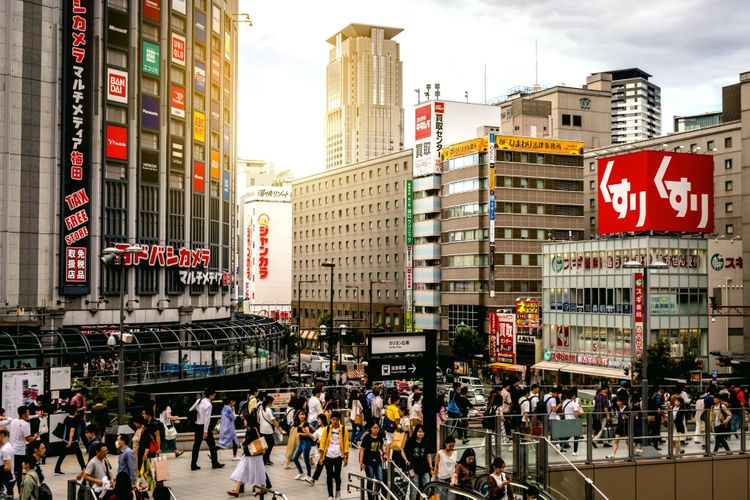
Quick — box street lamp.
[101,244,142,425]
[339,324,347,369]
[296,278,317,373]
[322,261,336,384]
[369,279,393,335]
[624,257,668,438]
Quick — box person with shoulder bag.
[712,394,732,452]
[218,398,240,458]
[189,388,223,471]
[158,400,183,458]
[256,396,285,466]
[487,457,512,499]
[227,422,270,497]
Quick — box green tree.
[282,324,300,356]
[452,324,483,361]
[633,337,699,388]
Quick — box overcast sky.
[237,0,749,179]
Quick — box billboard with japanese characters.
[598,151,714,234]
[489,311,516,364]
[60,0,94,294]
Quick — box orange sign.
[210,149,220,179]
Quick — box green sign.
[142,41,160,76]
[405,179,413,246]
[551,255,564,273]
[711,253,724,271]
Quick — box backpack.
[534,395,549,416]
[447,396,461,418]
[39,483,53,500]
[279,408,293,432]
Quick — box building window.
[690,143,698,153]
[572,115,582,127]
[726,224,734,235]
[726,202,733,213]
[589,161,595,171]
[725,137,732,148]
[726,180,733,191]
[590,198,595,208]
[707,140,715,151]
[725,159,732,169]
[590,216,596,227]
[589,180,596,189]
[562,114,571,126]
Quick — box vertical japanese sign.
[488,133,496,298]
[488,312,500,362]
[171,33,186,66]
[194,62,206,93]
[60,0,93,294]
[497,312,516,364]
[222,170,230,200]
[405,180,414,332]
[634,273,644,358]
[170,84,185,117]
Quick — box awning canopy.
[488,362,526,372]
[532,361,625,380]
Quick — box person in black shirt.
[358,421,385,499]
[455,387,474,443]
[404,424,432,489]
[54,405,86,474]
[83,424,100,462]
[139,406,161,466]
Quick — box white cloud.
[238,0,750,179]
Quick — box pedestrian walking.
[560,389,584,456]
[218,398,240,457]
[304,414,328,486]
[712,394,732,452]
[433,436,457,483]
[189,388,224,471]
[404,424,432,493]
[8,405,38,496]
[291,410,314,481]
[487,457,512,499]
[672,397,687,456]
[606,397,629,459]
[358,421,385,500]
[227,425,269,497]
[591,385,612,448]
[115,433,137,488]
[382,394,400,446]
[19,455,40,500]
[257,396,284,466]
[157,400,184,458]
[308,387,324,430]
[54,405,85,475]
[282,395,298,470]
[317,411,349,500]
[408,393,423,434]
[349,390,365,447]
[0,428,13,497]
[451,448,476,488]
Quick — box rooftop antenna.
[434,83,441,100]
[414,89,421,104]
[535,39,538,85]
[465,91,469,103]
[483,63,487,103]
[425,83,431,101]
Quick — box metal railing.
[347,472,401,500]
[251,485,289,500]
[385,461,429,500]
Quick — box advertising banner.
[495,135,583,156]
[488,312,500,362]
[210,149,220,179]
[405,179,413,332]
[107,68,128,104]
[515,299,540,328]
[497,313,516,364]
[634,273,644,358]
[141,149,159,183]
[143,0,160,23]
[1,369,45,414]
[172,0,186,15]
[413,101,444,177]
[170,84,185,117]
[211,107,220,129]
[211,52,221,83]
[224,32,231,61]
[212,4,221,34]
[106,8,129,49]
[598,151,714,234]
[488,133,496,298]
[170,136,184,170]
[60,0,93,294]
[555,325,570,348]
[223,170,230,200]
[650,293,677,315]
[415,104,431,141]
[193,111,205,142]
[105,124,128,160]
[223,124,231,153]
[194,10,206,43]
[193,161,205,192]
[142,41,160,76]
[194,62,206,93]
[171,33,186,66]
[441,138,487,161]
[141,95,160,130]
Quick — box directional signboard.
[367,357,424,381]
[370,334,426,356]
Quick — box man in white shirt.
[561,390,584,456]
[308,387,324,428]
[407,385,421,412]
[9,405,37,495]
[545,387,561,421]
[518,387,532,434]
[190,388,223,471]
[370,388,383,424]
[528,384,541,427]
[0,428,14,497]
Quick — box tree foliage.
[452,324,484,361]
[633,337,699,387]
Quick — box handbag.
[273,427,284,444]
[447,396,461,418]
[52,422,65,440]
[389,430,407,451]
[354,413,364,426]
[248,436,268,456]
[153,456,170,481]
[164,425,178,440]
[38,418,49,435]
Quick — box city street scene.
[1,0,750,499]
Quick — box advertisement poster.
[488,133,495,298]
[210,149,220,179]
[172,0,186,15]
[515,299,540,328]
[634,273,644,358]
[106,124,128,160]
[211,53,221,83]
[497,313,516,364]
[142,41,160,76]
[212,4,221,34]
[60,0,93,294]
[224,32,231,61]
[143,0,161,23]
[193,161,205,192]
[171,33,186,66]
[1,369,45,414]
[193,111,205,142]
[107,68,128,104]
[170,136,185,170]
[194,10,206,43]
[223,124,231,153]
[107,8,129,49]
[141,149,159,183]
[223,171,230,200]
[141,95,160,130]
[194,63,206,93]
[488,311,500,362]
[170,84,185,117]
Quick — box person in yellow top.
[318,412,349,500]
[383,394,401,445]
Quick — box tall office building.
[600,68,661,144]
[325,24,404,170]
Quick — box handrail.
[347,472,400,500]
[251,485,289,500]
[387,460,429,499]
[538,436,609,500]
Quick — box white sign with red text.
[107,68,128,104]
[171,33,186,66]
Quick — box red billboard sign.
[170,84,185,117]
[193,161,205,192]
[415,104,431,141]
[598,151,713,234]
[105,125,128,160]
[515,299,540,328]
[143,0,160,23]
[489,312,516,364]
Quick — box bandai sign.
[598,151,714,234]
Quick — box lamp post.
[624,257,668,438]
[369,279,393,335]
[339,324,347,367]
[101,244,142,425]
[296,278,317,373]
[322,261,336,384]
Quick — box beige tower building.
[325,24,404,170]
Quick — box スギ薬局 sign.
[598,151,714,234]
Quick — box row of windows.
[443,177,488,195]
[294,162,410,196]
[442,280,542,293]
[293,199,400,222]
[294,253,401,268]
[300,288,401,300]
[293,220,401,240]
[442,253,541,267]
[296,182,401,209]
[588,138,735,172]
[443,202,584,219]
[294,235,400,253]
[499,176,582,192]
[444,153,486,172]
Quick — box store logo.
[551,255,564,273]
[711,253,725,271]
[543,349,551,361]
[580,97,591,110]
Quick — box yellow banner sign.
[440,138,487,161]
[194,111,205,143]
[495,135,583,156]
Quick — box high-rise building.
[600,68,661,144]
[324,24,404,170]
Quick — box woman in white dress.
[227,422,268,497]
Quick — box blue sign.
[223,170,230,200]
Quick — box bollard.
[67,479,78,500]
[627,409,635,461]
[741,406,747,455]
[485,431,492,468]
[666,409,674,459]
[585,412,593,465]
[704,408,712,457]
